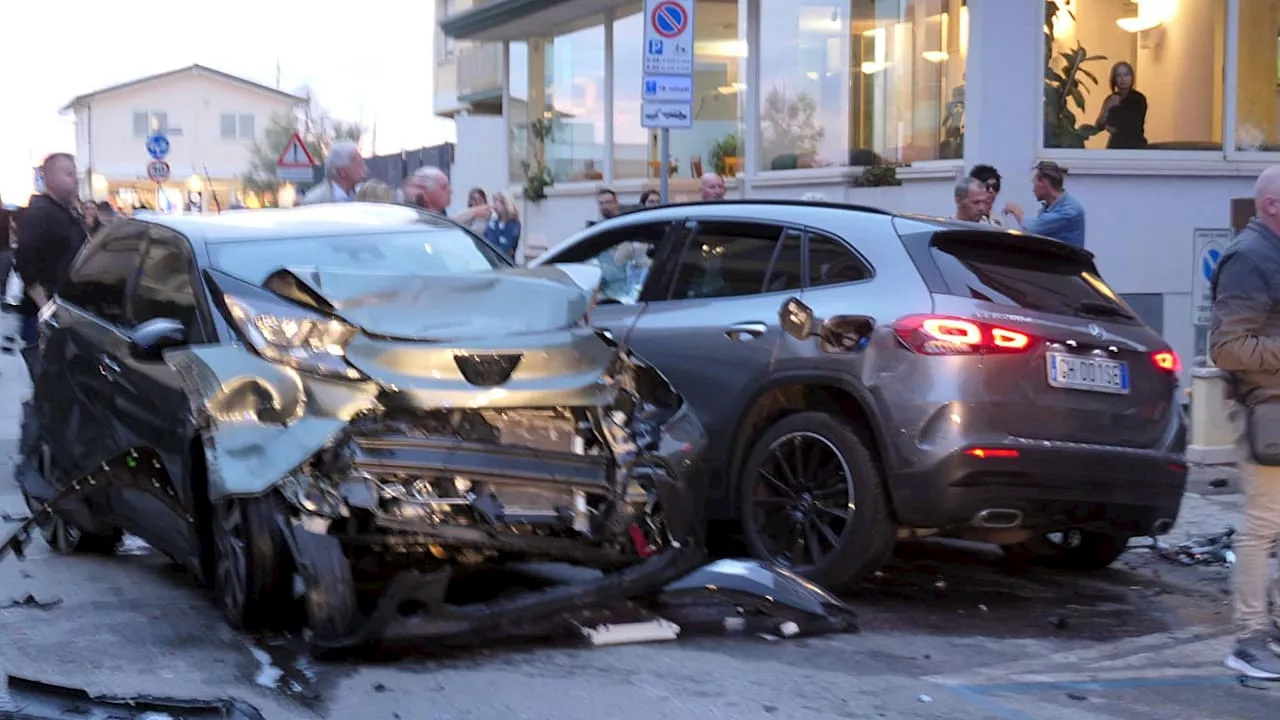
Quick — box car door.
[40,222,147,490]
[101,226,212,558]
[538,219,685,344]
[623,219,803,504]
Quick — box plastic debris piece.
[1067,692,1088,701]
[2,594,62,610]
[1152,528,1236,566]
[917,694,933,703]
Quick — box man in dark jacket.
[15,153,88,348]
[1209,164,1280,680]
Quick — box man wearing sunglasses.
[968,164,1008,227]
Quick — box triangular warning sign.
[277,133,316,168]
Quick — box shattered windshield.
[207,229,506,282]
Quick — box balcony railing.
[457,42,503,99]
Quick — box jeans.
[1234,408,1280,639]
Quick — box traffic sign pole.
[660,130,670,205]
[641,0,695,203]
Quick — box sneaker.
[1226,635,1280,679]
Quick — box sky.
[0,1,456,204]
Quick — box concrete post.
[1187,366,1238,465]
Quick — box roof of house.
[61,64,307,112]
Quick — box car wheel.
[295,531,359,645]
[211,493,294,632]
[1004,529,1130,571]
[738,411,896,591]
[21,486,121,555]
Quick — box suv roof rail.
[621,198,894,217]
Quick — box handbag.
[1244,400,1280,466]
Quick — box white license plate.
[1046,353,1130,395]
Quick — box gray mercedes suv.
[531,200,1187,590]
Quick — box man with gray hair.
[402,166,490,226]
[301,140,367,205]
[951,175,988,223]
[1210,164,1280,680]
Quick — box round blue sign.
[1202,247,1222,282]
[146,134,170,160]
[651,1,687,38]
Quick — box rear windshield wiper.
[1074,300,1135,319]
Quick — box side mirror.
[129,317,187,361]
[780,297,816,340]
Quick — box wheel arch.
[723,372,898,517]
[187,435,216,585]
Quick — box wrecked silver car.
[10,203,714,650]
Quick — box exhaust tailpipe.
[972,509,1023,529]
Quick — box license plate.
[1046,353,1130,395]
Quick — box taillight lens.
[893,315,1033,356]
[1152,349,1180,373]
[965,448,1020,459]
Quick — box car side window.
[131,232,200,340]
[59,227,145,327]
[549,222,671,305]
[667,221,785,300]
[807,231,873,287]
[765,229,804,293]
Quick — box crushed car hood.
[280,265,596,341]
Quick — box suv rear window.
[926,235,1136,322]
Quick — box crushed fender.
[0,674,267,719]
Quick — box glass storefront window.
[508,41,529,184]
[521,20,607,183]
[1044,0,1225,151]
[756,0,967,171]
[1235,0,1280,152]
[612,0,747,180]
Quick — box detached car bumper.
[890,441,1188,536]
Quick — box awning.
[441,0,635,41]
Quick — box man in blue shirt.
[1003,161,1086,248]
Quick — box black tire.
[21,486,121,556]
[1004,529,1130,571]
[738,411,896,591]
[211,493,294,632]
[295,531,359,644]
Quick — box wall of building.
[74,71,297,186]
[447,115,508,215]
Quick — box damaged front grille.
[279,407,668,567]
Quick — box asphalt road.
[0,335,1274,719]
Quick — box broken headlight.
[211,271,365,380]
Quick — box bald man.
[1210,164,1280,679]
[699,172,725,202]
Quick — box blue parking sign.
[648,39,663,55]
[645,79,658,95]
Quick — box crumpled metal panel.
[166,346,380,501]
[280,265,597,341]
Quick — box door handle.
[724,322,767,341]
[98,354,121,379]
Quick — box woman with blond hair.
[355,180,396,203]
[484,191,522,261]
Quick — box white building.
[63,64,307,212]
[440,0,1280,375]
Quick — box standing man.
[588,188,621,228]
[952,176,989,223]
[1210,164,1280,680]
[402,167,490,227]
[302,141,367,205]
[699,172,726,202]
[1002,161,1084,247]
[14,153,89,349]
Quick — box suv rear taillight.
[892,315,1033,356]
[1152,349,1181,373]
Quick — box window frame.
[655,218,797,302]
[801,227,876,289]
[219,113,238,140]
[1222,0,1280,163]
[1037,0,1237,164]
[60,221,148,329]
[542,220,680,304]
[129,227,214,344]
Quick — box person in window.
[15,153,89,349]
[639,189,662,208]
[1096,62,1147,150]
[484,192,521,261]
[1003,161,1085,248]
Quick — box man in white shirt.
[302,141,367,205]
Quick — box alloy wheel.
[749,431,856,570]
[213,500,249,620]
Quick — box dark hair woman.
[1096,61,1147,149]
[638,189,661,207]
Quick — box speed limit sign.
[146,159,171,183]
